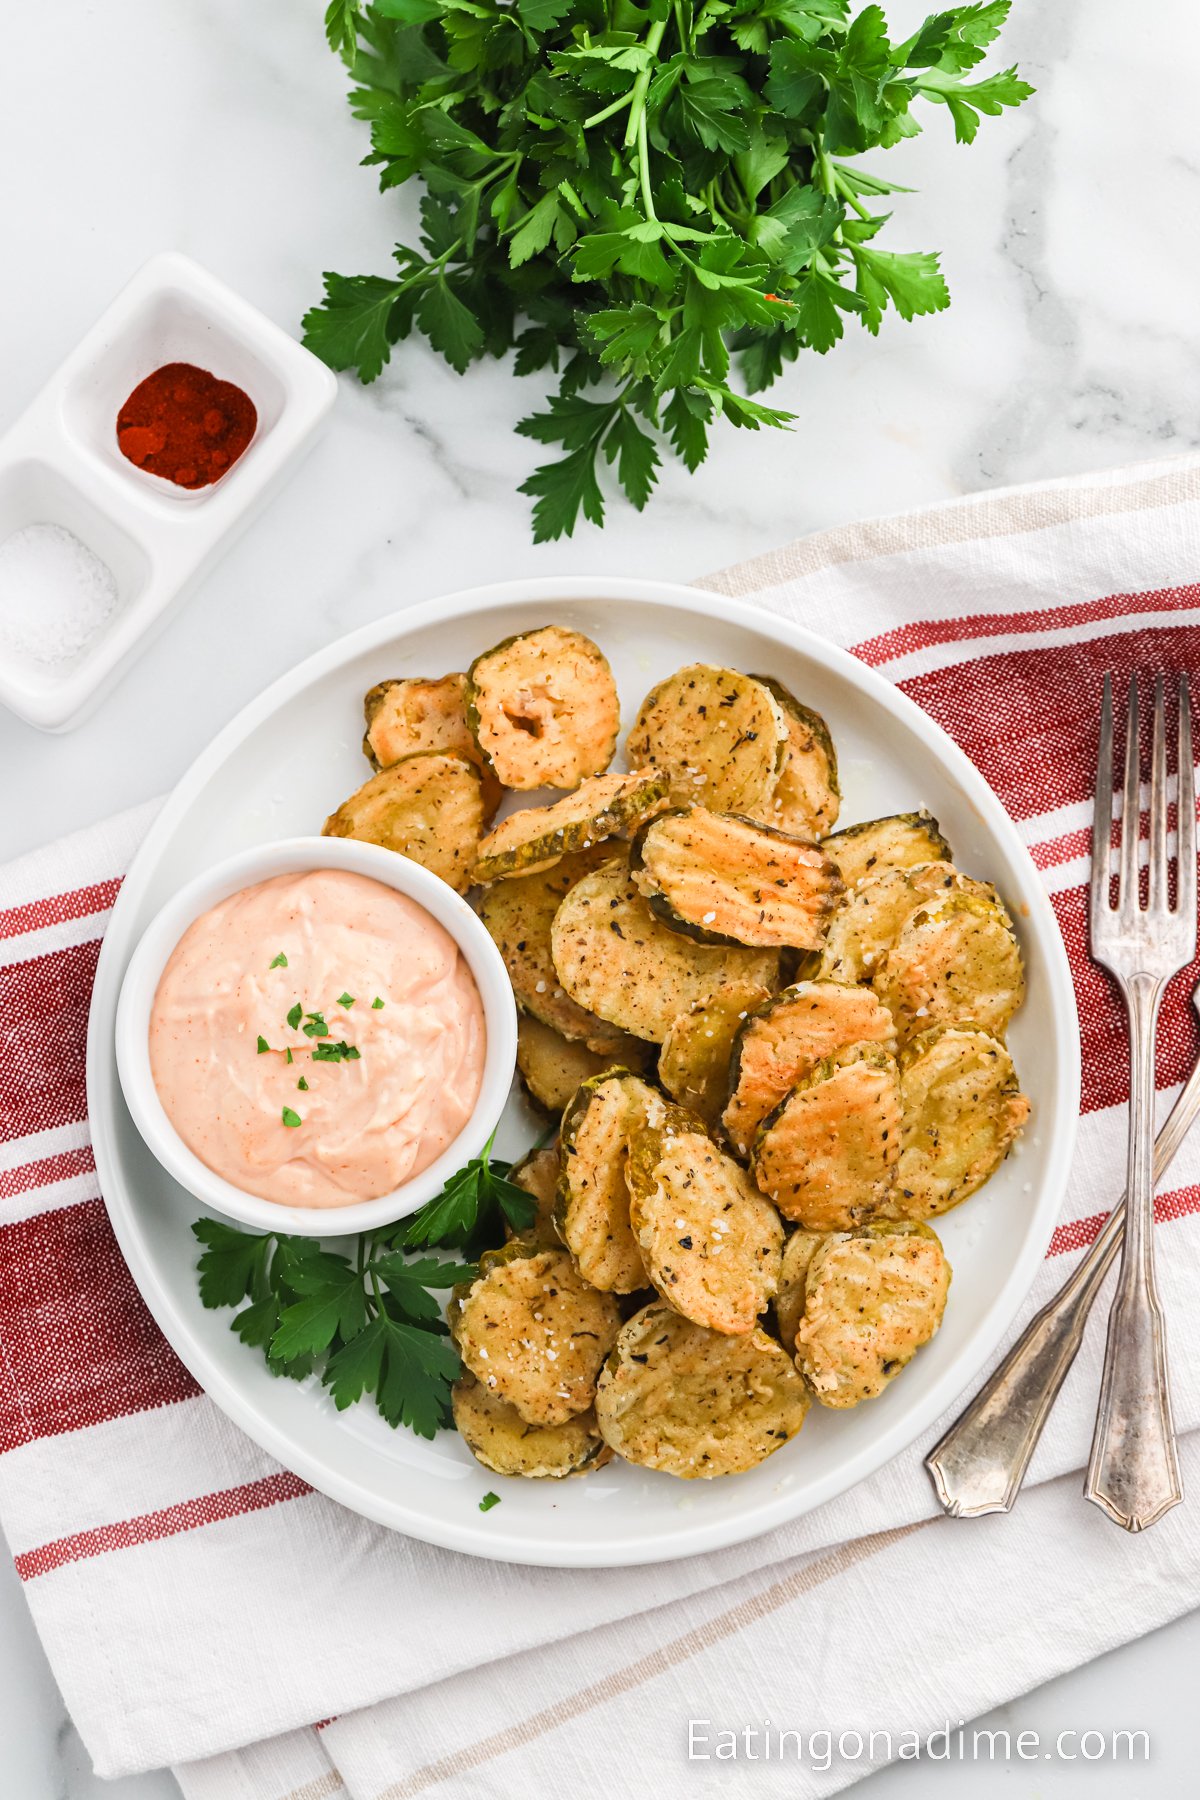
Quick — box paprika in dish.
[116,362,257,490]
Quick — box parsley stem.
[832,171,874,223]
[622,18,668,151]
[637,111,657,222]
[583,90,636,130]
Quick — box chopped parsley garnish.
[312,1040,361,1063]
[371,996,384,1009]
[281,1107,302,1128]
[338,992,355,1008]
[256,1035,270,1055]
[286,1002,302,1031]
[285,1048,294,1065]
[269,952,288,970]
[297,1077,309,1092]
[189,1132,538,1440]
[302,1011,331,1039]
[479,1492,501,1513]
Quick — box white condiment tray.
[0,252,337,731]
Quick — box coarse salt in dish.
[0,522,118,666]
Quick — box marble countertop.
[3,0,1200,1791]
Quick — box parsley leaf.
[307,0,1030,538]
[270,952,288,969]
[189,1133,542,1442]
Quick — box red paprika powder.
[116,362,257,490]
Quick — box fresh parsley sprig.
[191,1133,537,1437]
[306,0,1031,539]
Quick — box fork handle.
[1085,972,1183,1531]
[926,1050,1200,1518]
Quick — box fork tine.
[1091,675,1115,925]
[1177,675,1196,934]
[1149,676,1168,910]
[1118,675,1141,909]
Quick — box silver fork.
[1083,673,1194,1530]
[925,992,1200,1520]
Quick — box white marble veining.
[3,0,1200,1792]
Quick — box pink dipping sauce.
[149,869,486,1207]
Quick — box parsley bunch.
[191,1135,537,1438]
[306,0,1030,539]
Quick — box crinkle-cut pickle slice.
[876,889,1025,1040]
[890,1024,1031,1219]
[504,1144,563,1249]
[550,855,780,1043]
[751,1043,902,1229]
[774,1229,825,1355]
[818,861,967,985]
[450,1245,621,1427]
[452,1376,610,1479]
[595,1304,810,1479]
[629,806,843,950]
[474,768,667,883]
[556,1071,661,1292]
[795,1221,951,1409]
[723,979,897,1155]
[466,626,620,791]
[322,749,484,895]
[752,676,840,837]
[516,1015,650,1115]
[625,665,788,814]
[822,812,953,890]
[657,981,773,1131]
[477,845,626,1049]
[626,1114,783,1334]
[362,672,503,819]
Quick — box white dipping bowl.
[114,836,517,1236]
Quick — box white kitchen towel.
[3,447,1200,1796]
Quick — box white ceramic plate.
[87,578,1080,1567]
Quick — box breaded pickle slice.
[477,846,626,1049]
[751,1043,902,1228]
[451,1245,621,1426]
[625,666,788,814]
[557,1071,659,1291]
[794,1222,951,1408]
[362,672,502,819]
[658,981,773,1131]
[891,1025,1031,1219]
[723,980,897,1155]
[627,1112,783,1334]
[595,1303,810,1478]
[753,676,840,837]
[322,750,484,895]
[452,1376,610,1478]
[822,812,953,889]
[504,1145,563,1249]
[550,855,780,1043]
[474,769,667,883]
[774,1229,825,1354]
[818,862,993,985]
[629,807,843,950]
[466,626,620,790]
[876,889,1025,1040]
[517,1015,650,1114]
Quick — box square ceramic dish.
[0,252,336,731]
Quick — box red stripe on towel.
[0,1199,199,1453]
[0,877,122,944]
[0,941,100,1143]
[854,583,1200,670]
[1048,1182,1200,1256]
[14,1471,313,1579]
